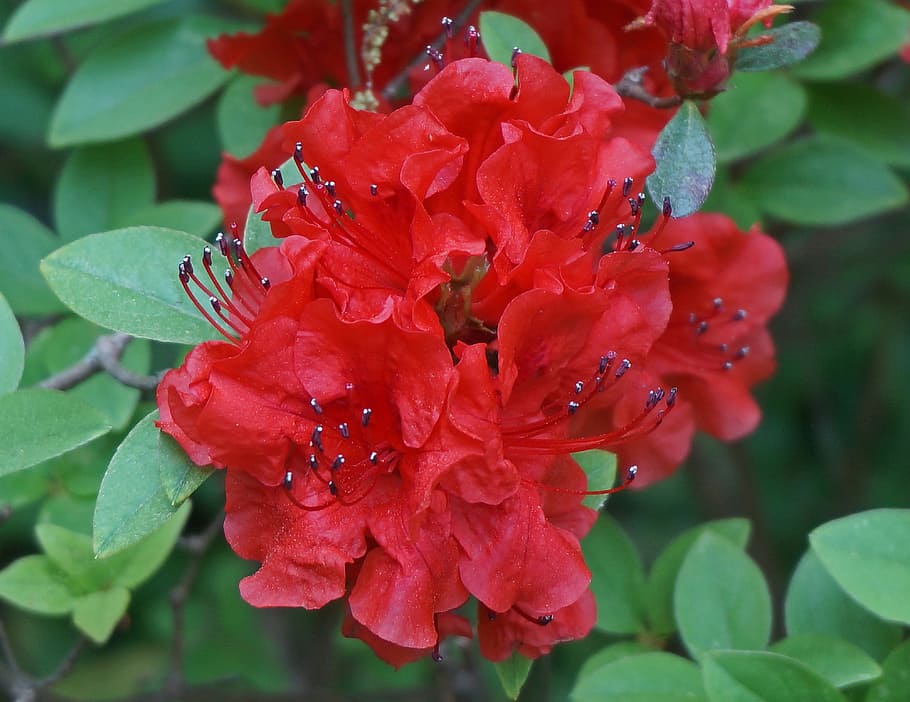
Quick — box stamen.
[338,422,350,439]
[310,398,323,414]
[361,408,372,426]
[294,142,304,164]
[622,177,634,197]
[271,168,284,188]
[370,183,378,196]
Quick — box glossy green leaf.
[41,226,217,344]
[701,168,762,230]
[54,139,156,242]
[646,519,751,635]
[573,449,618,510]
[740,136,908,226]
[2,0,166,43]
[584,515,647,634]
[0,204,64,315]
[158,426,212,506]
[571,652,707,702]
[770,634,881,689]
[784,551,902,661]
[647,101,715,218]
[708,72,806,164]
[244,205,276,255]
[702,651,847,702]
[0,555,76,615]
[49,17,232,147]
[576,642,656,681]
[105,502,191,588]
[94,411,196,557]
[494,652,533,700]
[0,389,111,477]
[866,641,910,702]
[217,75,282,158]
[0,292,24,395]
[809,509,910,625]
[118,200,222,238]
[792,0,910,80]
[479,11,551,66]
[674,532,771,658]
[72,587,130,644]
[734,21,820,72]
[807,84,910,169]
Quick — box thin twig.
[38,332,162,392]
[34,636,88,691]
[341,0,363,89]
[164,510,225,698]
[613,67,682,109]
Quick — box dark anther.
[732,309,747,321]
[622,177,634,197]
[599,352,615,374]
[511,47,522,68]
[662,197,672,217]
[232,238,246,266]
[369,451,378,464]
[615,359,631,378]
[637,192,646,205]
[695,321,709,336]
[310,398,323,414]
[216,232,230,257]
[719,343,729,353]
[202,247,212,266]
[361,408,372,427]
[629,198,640,216]
[325,181,336,197]
[309,166,321,184]
[261,277,270,290]
[271,168,284,188]
[298,185,308,206]
[426,45,443,69]
[616,223,626,235]
[587,210,599,226]
[294,142,304,164]
[666,387,678,407]
[487,610,497,621]
[209,297,221,313]
[441,16,454,38]
[283,471,293,489]
[713,297,724,309]
[370,183,378,196]
[574,381,584,395]
[628,239,641,251]
[567,401,580,415]
[333,199,344,216]
[224,269,234,287]
[536,615,554,626]
[665,240,695,253]
[432,651,444,663]
[646,389,661,409]
[311,425,324,451]
[722,361,734,371]
[309,454,319,470]
[735,346,750,359]
[328,481,338,496]
[627,465,638,481]
[338,422,350,439]
[181,255,194,275]
[331,454,345,470]
[178,265,189,284]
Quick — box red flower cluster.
[158,55,786,663]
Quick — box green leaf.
[0,292,24,395]
[701,168,762,231]
[479,11,551,66]
[807,84,910,170]
[94,411,198,557]
[740,136,908,226]
[770,634,881,689]
[646,519,751,635]
[72,587,130,643]
[584,515,647,634]
[792,0,910,81]
[243,205,276,255]
[494,652,533,700]
[118,200,222,238]
[157,421,212,506]
[702,651,848,702]
[866,640,910,702]
[2,0,166,44]
[674,532,771,659]
[734,21,821,71]
[571,652,707,702]
[106,502,191,588]
[573,449,617,510]
[49,17,231,147]
[41,226,217,345]
[217,75,282,158]
[576,642,656,680]
[809,509,910,626]
[784,551,902,662]
[54,139,156,242]
[0,204,65,315]
[708,72,806,164]
[0,556,77,615]
[0,389,111,477]
[647,101,715,219]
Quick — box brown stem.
[613,67,682,109]
[38,332,162,392]
[0,619,87,702]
